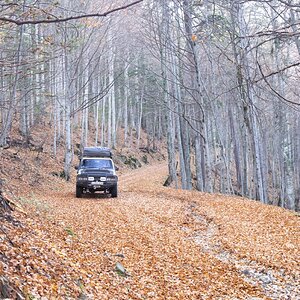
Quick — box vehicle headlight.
[77,177,88,181]
[106,176,117,182]
[88,177,94,181]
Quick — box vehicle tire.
[110,184,118,198]
[76,186,82,198]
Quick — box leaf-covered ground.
[1,161,300,299]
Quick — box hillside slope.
[1,158,299,299]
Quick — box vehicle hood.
[78,168,115,176]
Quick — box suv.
[75,147,118,198]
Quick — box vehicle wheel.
[110,185,118,198]
[76,186,82,198]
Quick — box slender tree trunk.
[124,60,129,146]
[161,0,177,187]
[0,24,24,146]
[63,29,72,181]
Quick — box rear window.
[81,159,113,169]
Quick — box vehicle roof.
[82,157,113,161]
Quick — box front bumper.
[76,175,118,190]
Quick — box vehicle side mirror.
[115,166,119,171]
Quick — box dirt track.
[1,163,300,299]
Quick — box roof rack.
[82,147,112,158]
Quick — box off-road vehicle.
[75,147,118,198]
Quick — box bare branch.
[254,61,300,84]
[257,60,300,106]
[0,0,143,25]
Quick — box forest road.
[44,163,300,300]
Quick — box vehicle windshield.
[81,159,113,169]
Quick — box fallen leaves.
[1,159,299,299]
